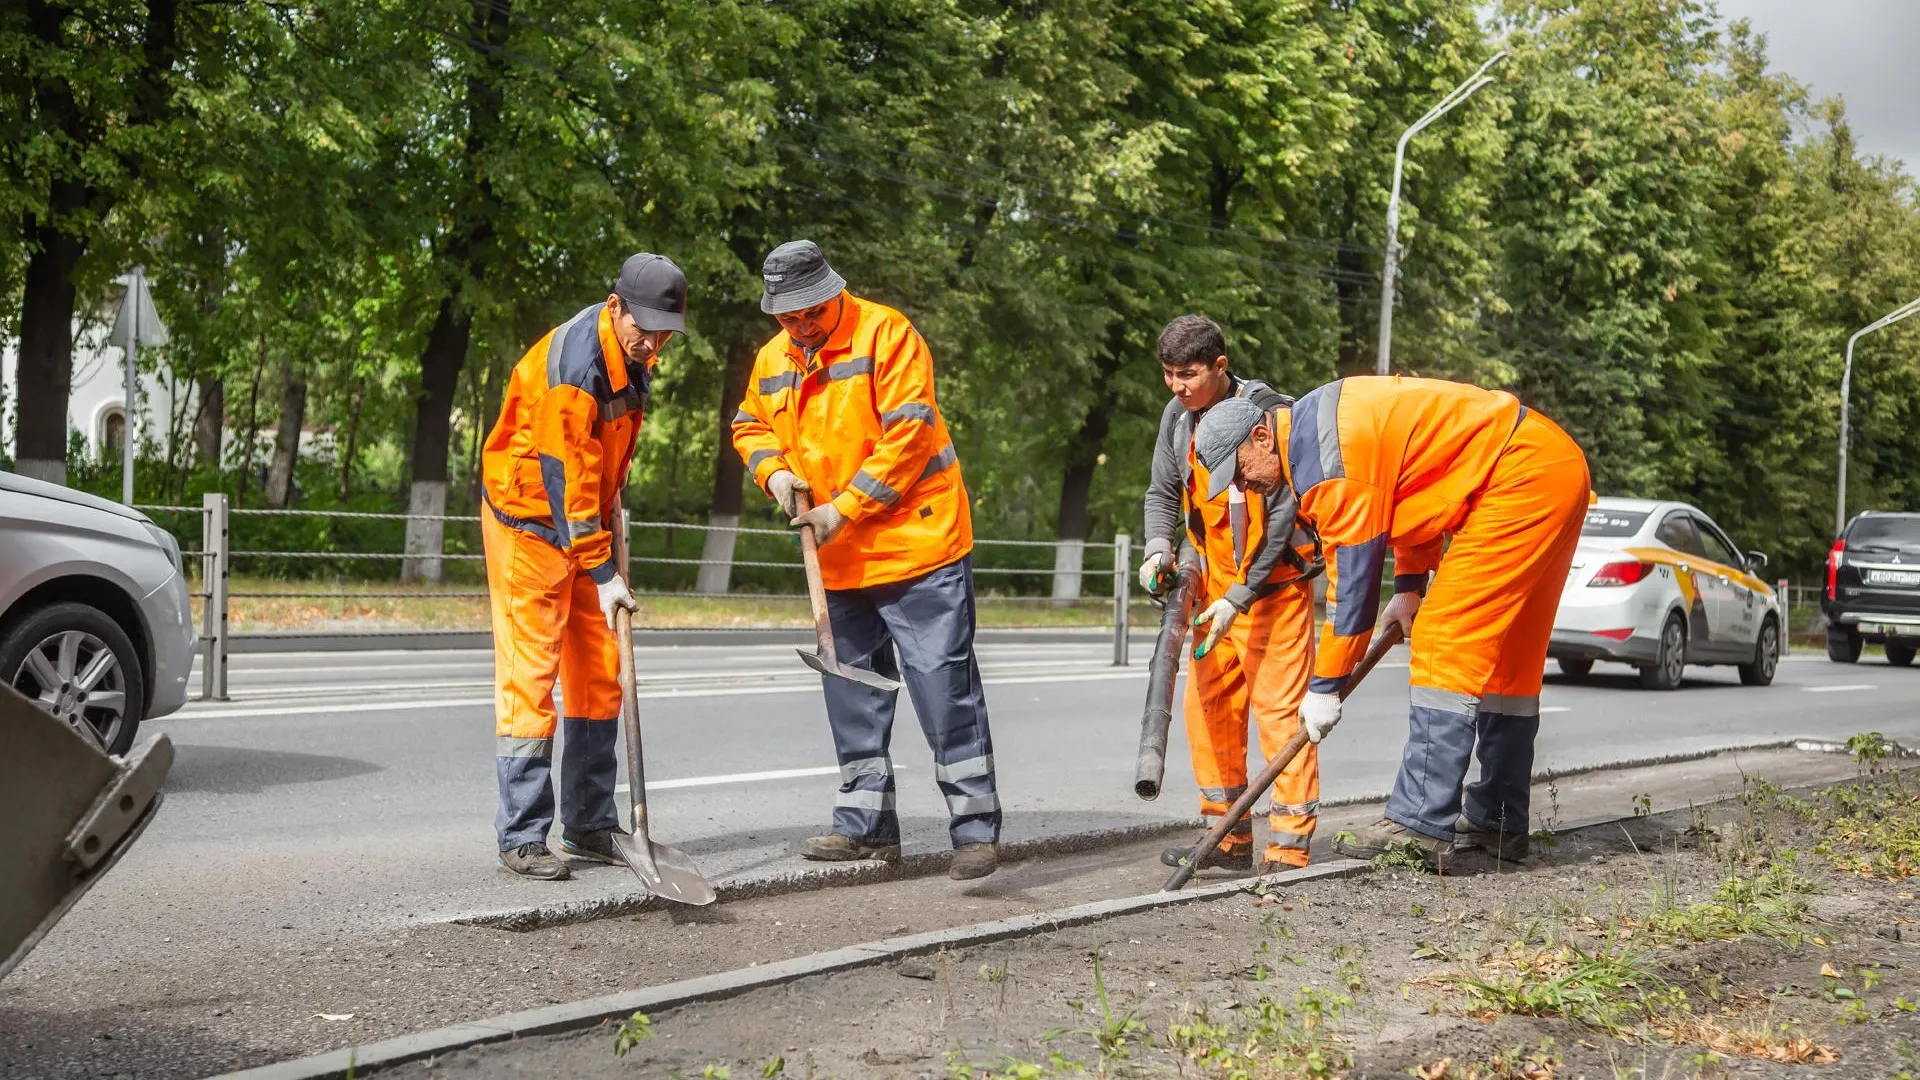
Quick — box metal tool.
[609,524,716,905]
[1134,544,1203,801]
[792,490,903,692]
[1162,620,1406,891]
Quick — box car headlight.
[143,521,183,573]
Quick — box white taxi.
[1549,497,1781,689]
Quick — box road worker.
[1138,315,1320,874]
[1191,376,1590,870]
[479,253,687,880]
[731,239,1001,881]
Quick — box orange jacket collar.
[783,291,859,367]
[596,304,636,395]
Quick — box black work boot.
[1453,815,1530,862]
[559,828,627,866]
[950,843,999,881]
[1160,840,1255,873]
[798,833,902,863]
[498,842,571,880]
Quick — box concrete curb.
[213,860,1371,1080]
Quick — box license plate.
[1867,569,1920,586]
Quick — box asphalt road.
[25,637,1920,963]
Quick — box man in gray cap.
[731,239,1002,881]
[480,252,687,880]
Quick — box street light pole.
[1377,51,1507,376]
[1836,295,1920,534]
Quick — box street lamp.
[1836,295,1920,534]
[1376,51,1508,376]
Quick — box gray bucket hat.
[760,240,848,314]
[1194,396,1270,500]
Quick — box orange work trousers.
[1388,409,1590,842]
[483,512,624,851]
[1184,579,1317,866]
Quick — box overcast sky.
[1714,0,1919,172]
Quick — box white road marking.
[1540,706,1571,714]
[614,764,908,793]
[1804,684,1877,693]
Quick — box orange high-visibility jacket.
[481,304,649,585]
[1287,376,1525,692]
[731,293,972,590]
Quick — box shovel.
[1162,620,1406,891]
[607,535,715,905]
[792,490,903,692]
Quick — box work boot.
[559,828,627,866]
[1258,857,1310,876]
[1159,842,1254,873]
[1453,815,1530,863]
[498,842,571,881]
[798,833,902,863]
[950,843,999,881]
[1334,818,1449,870]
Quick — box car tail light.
[1593,628,1635,641]
[1588,560,1651,587]
[1827,538,1845,599]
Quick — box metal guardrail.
[150,495,1136,702]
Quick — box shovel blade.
[794,647,903,693]
[610,831,717,906]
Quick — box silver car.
[0,472,196,752]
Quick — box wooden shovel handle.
[793,489,834,657]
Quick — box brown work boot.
[1453,815,1530,862]
[1334,818,1449,870]
[559,828,627,866]
[498,842,572,881]
[1159,841,1254,873]
[799,833,902,863]
[950,843,999,880]
[1258,856,1310,876]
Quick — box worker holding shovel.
[1190,377,1590,872]
[1138,315,1321,874]
[479,253,687,881]
[731,240,1002,881]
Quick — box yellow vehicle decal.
[1621,546,1774,602]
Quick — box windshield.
[1583,508,1649,537]
[1848,516,1920,550]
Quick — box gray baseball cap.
[1194,396,1271,500]
[760,240,848,314]
[613,252,688,332]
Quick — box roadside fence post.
[200,492,230,701]
[1113,533,1131,667]
[1777,578,1791,645]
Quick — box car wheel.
[1739,618,1780,686]
[1827,627,1863,664]
[0,601,145,755]
[1557,657,1594,679]
[1888,642,1917,668]
[1638,613,1686,690]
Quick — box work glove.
[1301,691,1343,744]
[596,573,638,631]
[768,469,809,517]
[1138,551,1172,597]
[791,500,848,546]
[1191,597,1239,659]
[1381,588,1424,641]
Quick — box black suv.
[1825,511,1920,665]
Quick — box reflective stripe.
[851,471,901,506]
[747,449,781,472]
[496,736,553,759]
[934,754,994,783]
[732,409,755,426]
[1479,693,1540,718]
[1198,785,1248,804]
[1269,830,1313,850]
[1410,685,1479,715]
[835,788,896,811]
[921,445,958,479]
[945,793,1001,816]
[758,371,803,396]
[1228,485,1248,567]
[1204,816,1255,835]
[1268,800,1321,817]
[839,756,892,782]
[1314,382,1344,480]
[822,356,874,382]
[567,518,599,540]
[544,306,597,389]
[881,401,936,427]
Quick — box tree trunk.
[13,224,82,483]
[234,338,267,502]
[339,387,364,500]
[695,337,758,594]
[1052,330,1127,602]
[403,299,469,582]
[194,376,224,469]
[265,358,306,506]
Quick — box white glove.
[1381,589,1423,640]
[791,500,848,545]
[1191,597,1239,659]
[1138,551,1172,596]
[768,469,809,517]
[1301,691,1343,744]
[596,573,637,630]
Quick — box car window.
[1583,508,1649,537]
[1692,516,1744,570]
[1847,516,1920,549]
[1654,513,1705,557]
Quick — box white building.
[1,286,188,466]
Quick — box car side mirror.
[1745,550,1768,572]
